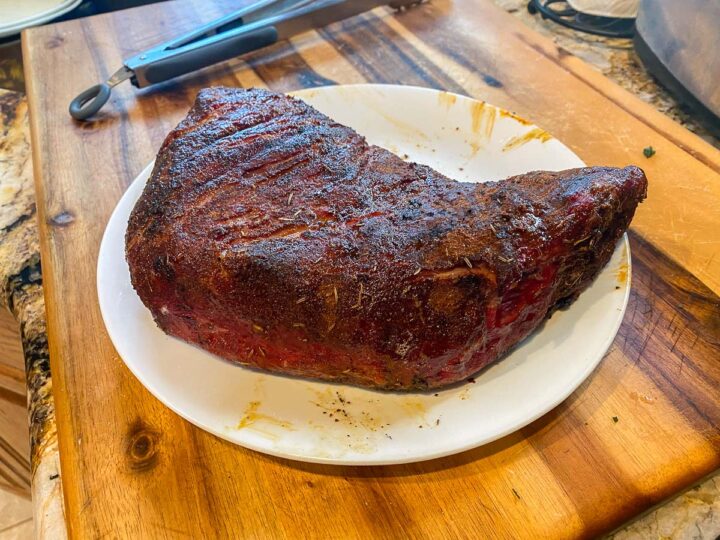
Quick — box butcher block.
[22,0,720,537]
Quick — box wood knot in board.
[125,420,160,472]
[481,73,503,88]
[45,35,64,49]
[49,211,75,227]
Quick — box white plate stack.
[0,0,82,39]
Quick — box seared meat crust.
[126,87,647,390]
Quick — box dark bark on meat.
[126,87,648,390]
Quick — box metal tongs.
[69,0,420,120]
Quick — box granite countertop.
[0,1,718,537]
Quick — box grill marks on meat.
[126,87,647,390]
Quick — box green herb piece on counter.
[643,146,656,158]
[612,416,619,423]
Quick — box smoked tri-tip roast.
[126,87,647,390]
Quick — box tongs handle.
[139,26,279,86]
[68,83,112,121]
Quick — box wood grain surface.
[0,310,30,498]
[0,311,25,399]
[22,0,720,537]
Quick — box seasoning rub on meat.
[126,87,647,390]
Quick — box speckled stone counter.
[610,475,720,539]
[0,89,66,538]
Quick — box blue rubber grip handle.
[143,26,279,84]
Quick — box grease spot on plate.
[615,249,629,284]
[310,389,388,431]
[401,399,430,427]
[502,127,552,152]
[499,109,533,126]
[306,423,377,455]
[235,400,294,440]
[470,101,496,140]
[378,110,430,141]
[438,91,457,108]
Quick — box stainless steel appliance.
[634,0,720,134]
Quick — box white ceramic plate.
[98,85,630,465]
[0,0,81,39]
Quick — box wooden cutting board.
[22,0,720,537]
